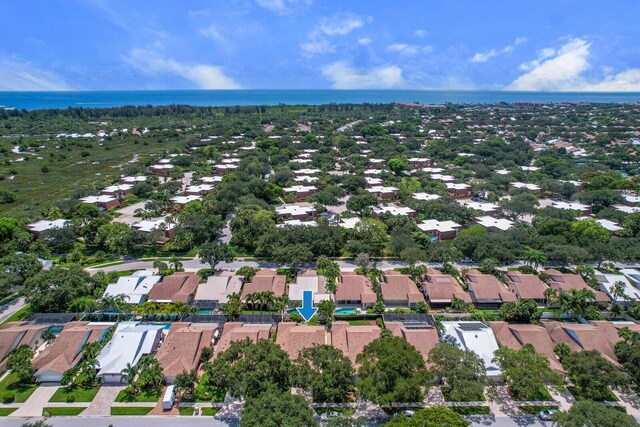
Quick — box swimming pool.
[335,307,358,315]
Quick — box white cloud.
[300,40,335,55]
[199,25,225,43]
[317,14,365,36]
[509,38,640,91]
[386,43,432,55]
[255,0,290,13]
[358,38,372,46]
[322,61,404,89]
[414,29,427,38]
[123,48,241,89]
[0,58,73,91]
[470,37,527,63]
[300,12,367,57]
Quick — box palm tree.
[153,260,168,274]
[613,281,628,303]
[121,363,139,395]
[245,293,256,313]
[575,265,595,281]
[169,255,183,272]
[260,291,275,313]
[69,296,98,320]
[141,301,158,319]
[523,247,548,271]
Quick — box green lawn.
[49,386,99,403]
[0,305,32,326]
[179,407,195,415]
[347,320,372,326]
[111,407,152,416]
[190,373,226,402]
[0,408,16,416]
[0,372,38,403]
[43,407,87,416]
[568,386,619,402]
[200,407,220,416]
[115,388,161,403]
[451,406,491,415]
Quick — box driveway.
[11,384,59,417]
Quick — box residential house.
[440,321,501,378]
[288,271,332,305]
[275,323,326,359]
[194,274,243,305]
[421,268,472,308]
[379,270,425,308]
[275,203,318,221]
[102,270,162,305]
[371,203,416,218]
[463,201,499,216]
[366,186,399,200]
[214,322,273,356]
[412,193,441,202]
[27,219,70,237]
[147,272,200,304]
[331,321,381,364]
[132,216,178,242]
[100,184,133,197]
[473,216,514,232]
[407,158,432,168]
[335,273,377,309]
[241,269,286,299]
[543,269,610,303]
[385,321,439,362]
[79,195,120,210]
[0,322,48,366]
[464,270,518,308]
[502,271,549,305]
[417,219,462,240]
[594,271,640,305]
[184,184,214,196]
[33,322,113,383]
[541,320,619,365]
[155,322,218,383]
[119,176,147,185]
[96,322,164,383]
[489,321,563,372]
[620,268,640,288]
[283,185,317,201]
[446,183,472,198]
[170,195,202,208]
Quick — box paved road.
[0,417,233,427]
[0,298,26,323]
[468,415,551,427]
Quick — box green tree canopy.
[292,344,353,403]
[240,389,317,427]
[385,406,469,427]
[428,343,488,402]
[552,400,638,427]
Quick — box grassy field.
[0,134,183,217]
[179,407,195,415]
[111,407,153,415]
[0,372,38,403]
[191,373,226,402]
[347,320,372,326]
[115,388,161,403]
[0,305,32,326]
[49,386,99,403]
[0,408,16,416]
[43,407,87,416]
[200,407,220,416]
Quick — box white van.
[162,385,175,410]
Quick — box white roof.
[595,219,623,232]
[283,185,317,193]
[365,177,383,185]
[277,219,317,228]
[103,272,162,305]
[551,201,590,212]
[363,169,383,175]
[96,322,164,376]
[510,182,541,191]
[372,204,415,216]
[80,195,118,204]
[120,176,147,183]
[613,205,640,214]
[132,217,177,233]
[620,269,640,287]
[475,216,514,231]
[195,275,243,303]
[293,168,321,175]
[624,194,640,204]
[440,321,501,376]
[151,164,174,170]
[408,157,430,162]
[185,184,214,193]
[595,272,640,302]
[418,219,462,233]
[338,217,361,229]
[520,166,540,172]
[463,201,499,212]
[170,195,202,205]
[495,169,510,175]
[431,173,456,182]
[27,219,70,233]
[276,204,316,216]
[200,176,223,183]
[289,276,331,303]
[422,167,444,173]
[446,183,471,190]
[412,193,441,202]
[366,186,398,194]
[294,175,319,183]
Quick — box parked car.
[402,410,415,418]
[538,409,556,421]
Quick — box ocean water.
[0,90,639,110]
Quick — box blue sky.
[1,0,640,91]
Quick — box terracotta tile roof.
[242,270,286,298]
[33,322,110,377]
[155,322,217,379]
[275,323,326,359]
[503,272,549,300]
[148,272,200,303]
[0,322,48,362]
[541,320,619,365]
[423,269,472,303]
[335,274,377,304]
[380,272,425,304]
[214,322,272,356]
[465,270,517,303]
[331,321,381,364]
[385,322,439,362]
[543,270,610,303]
[489,321,563,372]
[594,320,640,345]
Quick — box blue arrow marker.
[296,290,318,322]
